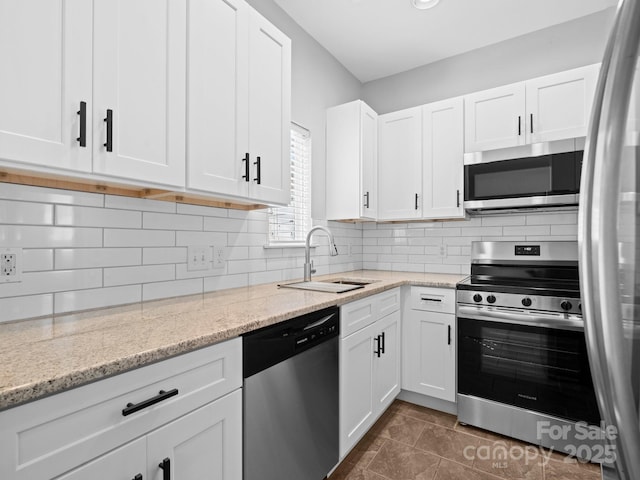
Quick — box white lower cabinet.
[402,286,456,402]
[0,338,242,480]
[340,289,401,458]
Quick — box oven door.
[457,309,600,424]
[464,151,582,210]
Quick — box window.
[268,123,312,244]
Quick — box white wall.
[246,0,362,220]
[362,9,616,114]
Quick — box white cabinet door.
[464,83,526,153]
[403,310,456,402]
[422,97,464,219]
[147,390,242,480]
[92,0,186,187]
[57,438,146,480]
[526,64,599,144]
[340,323,375,458]
[361,102,378,219]
[247,9,291,204]
[186,0,249,198]
[373,310,401,413]
[0,0,92,172]
[326,100,377,220]
[378,107,423,220]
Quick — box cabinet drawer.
[410,286,455,314]
[341,288,400,338]
[0,338,241,480]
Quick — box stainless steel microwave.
[463,139,584,214]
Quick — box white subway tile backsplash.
[55,285,142,314]
[143,247,188,265]
[142,279,203,302]
[56,205,142,228]
[0,226,102,248]
[481,215,526,226]
[0,269,102,297]
[104,195,176,213]
[503,225,551,237]
[227,259,266,275]
[105,229,175,247]
[550,224,579,236]
[104,264,175,287]
[526,212,578,225]
[0,294,53,323]
[249,270,283,285]
[228,232,268,247]
[176,203,228,218]
[0,200,53,225]
[204,273,249,292]
[56,248,142,269]
[0,184,103,207]
[176,231,227,247]
[23,249,54,271]
[203,216,248,232]
[143,212,203,231]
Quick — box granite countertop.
[0,270,466,410]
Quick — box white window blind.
[268,123,312,244]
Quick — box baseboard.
[397,390,457,416]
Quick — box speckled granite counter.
[0,270,465,410]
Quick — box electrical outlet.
[439,245,447,258]
[1,248,22,283]
[187,246,211,271]
[213,246,227,268]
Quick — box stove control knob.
[561,300,573,311]
[473,294,482,303]
[487,295,496,304]
[521,297,532,307]
[578,303,582,312]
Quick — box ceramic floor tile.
[389,400,457,429]
[343,432,388,470]
[415,421,480,466]
[434,459,502,480]
[370,409,428,447]
[543,457,601,480]
[471,438,544,480]
[367,439,441,480]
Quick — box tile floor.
[331,400,602,480]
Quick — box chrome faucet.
[304,226,339,282]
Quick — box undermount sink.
[278,278,376,294]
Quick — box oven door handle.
[456,305,584,331]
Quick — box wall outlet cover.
[187,245,211,271]
[1,248,22,283]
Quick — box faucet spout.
[304,226,339,282]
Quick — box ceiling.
[273,0,618,83]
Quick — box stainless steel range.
[457,241,603,458]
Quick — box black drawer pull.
[518,115,521,136]
[253,156,261,184]
[447,325,452,345]
[364,191,370,209]
[242,152,250,182]
[104,109,113,152]
[76,101,87,147]
[122,389,178,416]
[380,331,386,354]
[421,296,442,302]
[132,475,143,480]
[374,335,381,358]
[456,189,460,208]
[159,458,170,480]
[530,113,534,134]
[414,193,419,210]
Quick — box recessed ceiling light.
[411,0,440,9]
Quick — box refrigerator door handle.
[580,0,640,478]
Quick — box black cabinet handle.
[530,113,534,134]
[421,296,442,302]
[380,331,385,354]
[415,193,419,210]
[122,389,178,416]
[242,153,250,182]
[448,325,452,345]
[364,191,370,209]
[253,156,261,184]
[456,189,460,208]
[132,475,143,480]
[518,116,521,136]
[104,109,113,152]
[374,335,381,358]
[76,101,87,147]
[159,458,170,480]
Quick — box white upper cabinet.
[187,0,250,198]
[92,0,186,187]
[526,64,598,144]
[187,1,291,205]
[464,83,526,153]
[326,100,378,220]
[377,107,423,220]
[465,64,599,153]
[247,8,291,204]
[0,0,92,173]
[422,97,464,219]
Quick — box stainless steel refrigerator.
[580,0,640,479]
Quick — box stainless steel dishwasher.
[243,306,339,480]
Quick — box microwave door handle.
[579,0,640,479]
